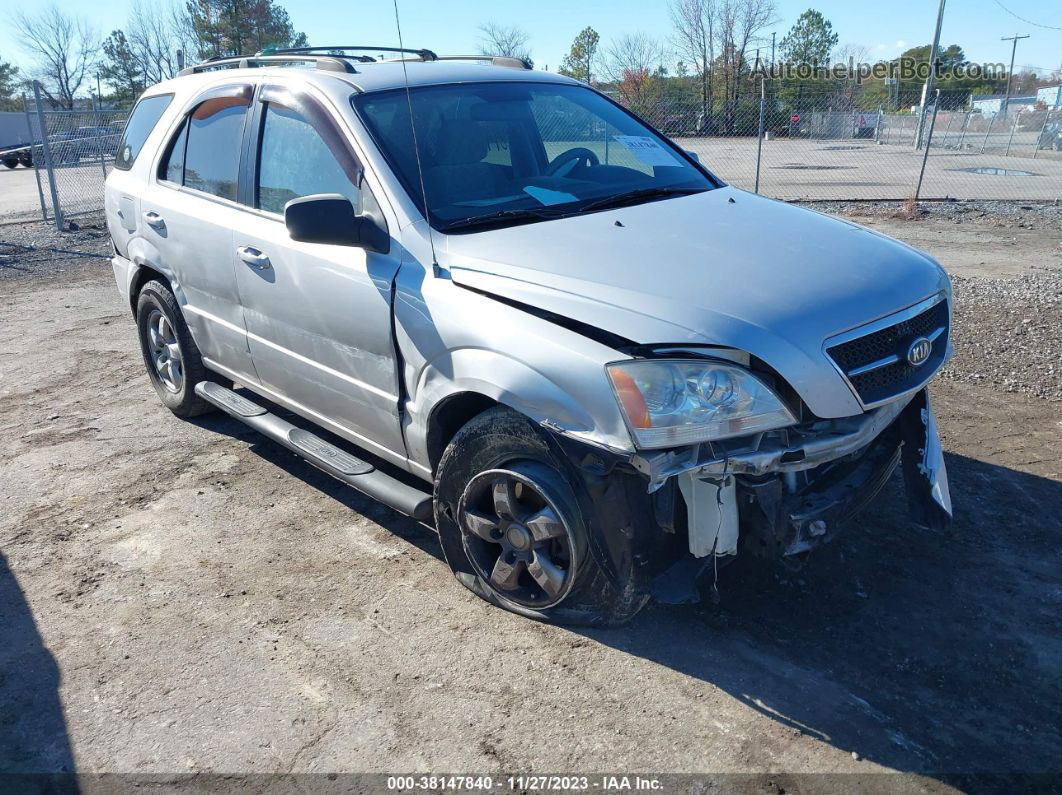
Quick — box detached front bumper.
[636,388,951,600]
[553,388,951,605]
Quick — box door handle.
[237,245,272,271]
[142,211,165,229]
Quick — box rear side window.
[114,94,172,170]
[175,95,250,200]
[256,103,361,214]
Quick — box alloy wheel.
[146,309,184,393]
[458,466,578,608]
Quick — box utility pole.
[771,32,776,63]
[1000,34,1030,117]
[916,0,947,149]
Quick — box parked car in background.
[1038,119,1062,151]
[105,47,954,625]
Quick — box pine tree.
[559,27,600,84]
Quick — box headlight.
[607,359,796,448]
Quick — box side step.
[195,381,433,522]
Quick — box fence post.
[940,111,956,149]
[1032,113,1050,159]
[1004,110,1021,157]
[913,90,940,203]
[754,78,766,194]
[93,98,108,180]
[32,81,64,232]
[875,105,883,142]
[957,111,971,150]
[22,92,49,223]
[979,112,996,154]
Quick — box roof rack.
[177,54,357,76]
[176,46,533,79]
[265,45,439,61]
[436,55,533,70]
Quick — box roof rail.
[265,46,438,61]
[436,55,533,70]
[177,54,357,76]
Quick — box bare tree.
[834,44,870,106]
[169,2,204,67]
[603,33,666,109]
[603,33,665,82]
[14,5,100,108]
[476,22,532,64]
[716,0,777,130]
[669,0,716,121]
[128,0,183,83]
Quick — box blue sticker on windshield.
[523,186,579,206]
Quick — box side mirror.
[284,193,389,254]
[685,150,701,163]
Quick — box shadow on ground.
[193,403,1062,786]
[0,553,78,790]
[582,452,1062,787]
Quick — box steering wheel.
[546,147,600,177]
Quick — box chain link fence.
[12,79,1062,232]
[22,83,128,229]
[624,87,1062,202]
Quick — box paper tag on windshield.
[612,135,680,167]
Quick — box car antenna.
[391,0,440,275]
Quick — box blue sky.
[2,0,1060,78]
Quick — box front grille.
[827,299,949,405]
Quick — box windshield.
[352,81,719,232]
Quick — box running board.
[195,382,433,522]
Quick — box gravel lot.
[1,203,1060,791]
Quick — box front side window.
[114,94,172,170]
[256,103,361,214]
[353,82,718,232]
[181,95,250,200]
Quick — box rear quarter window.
[114,94,173,170]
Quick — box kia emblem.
[906,336,933,367]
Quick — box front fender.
[396,265,637,471]
[408,346,635,470]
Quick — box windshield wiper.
[438,207,560,232]
[577,186,704,214]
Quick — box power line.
[990,0,1062,31]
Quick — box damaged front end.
[557,387,952,605]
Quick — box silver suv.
[106,47,953,624]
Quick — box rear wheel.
[135,280,216,417]
[2,158,17,169]
[434,406,648,625]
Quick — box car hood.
[441,186,950,418]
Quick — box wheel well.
[426,392,500,474]
[128,265,168,315]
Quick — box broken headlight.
[607,359,796,448]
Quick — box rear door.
[231,83,405,458]
[139,83,258,384]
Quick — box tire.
[135,279,216,418]
[2,159,17,169]
[434,406,649,626]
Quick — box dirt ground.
[1,205,1060,792]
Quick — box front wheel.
[434,406,648,625]
[135,280,216,417]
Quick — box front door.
[232,85,405,459]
